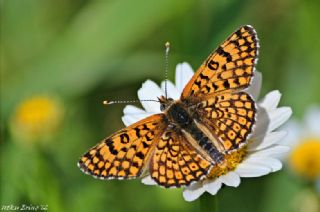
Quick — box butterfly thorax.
[158,95,191,127]
[159,96,225,165]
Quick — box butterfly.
[78,25,259,188]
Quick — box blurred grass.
[1,0,195,117]
[1,0,320,212]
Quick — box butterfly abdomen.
[188,125,224,164]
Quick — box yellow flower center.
[11,96,62,142]
[289,138,320,180]
[207,146,247,178]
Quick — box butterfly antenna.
[164,42,170,99]
[104,43,169,106]
[103,99,159,105]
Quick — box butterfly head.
[158,95,174,111]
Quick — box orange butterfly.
[78,25,259,188]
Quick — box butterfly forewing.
[181,25,259,102]
[179,25,258,154]
[78,114,166,179]
[150,130,212,188]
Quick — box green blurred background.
[1,0,319,211]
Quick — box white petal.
[218,171,241,187]
[248,131,288,151]
[250,105,270,138]
[141,176,157,185]
[137,80,163,113]
[175,62,194,94]
[160,80,180,100]
[244,156,283,172]
[253,91,292,137]
[249,145,290,158]
[203,179,222,195]
[235,163,271,177]
[123,105,145,115]
[122,105,151,126]
[245,71,262,100]
[280,120,301,147]
[304,106,320,137]
[258,90,281,111]
[266,158,282,172]
[183,182,206,202]
[268,107,292,132]
[122,116,137,126]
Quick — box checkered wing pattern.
[150,130,212,187]
[181,25,259,103]
[78,114,166,179]
[196,92,256,152]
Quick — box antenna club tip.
[103,100,113,105]
[165,42,170,48]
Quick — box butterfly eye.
[160,104,166,111]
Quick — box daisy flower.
[282,106,320,181]
[122,62,292,201]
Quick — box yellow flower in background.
[289,139,320,180]
[11,95,63,144]
[282,106,320,181]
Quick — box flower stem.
[200,193,218,212]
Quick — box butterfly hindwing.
[78,114,166,179]
[150,130,212,188]
[196,92,256,152]
[181,25,259,102]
